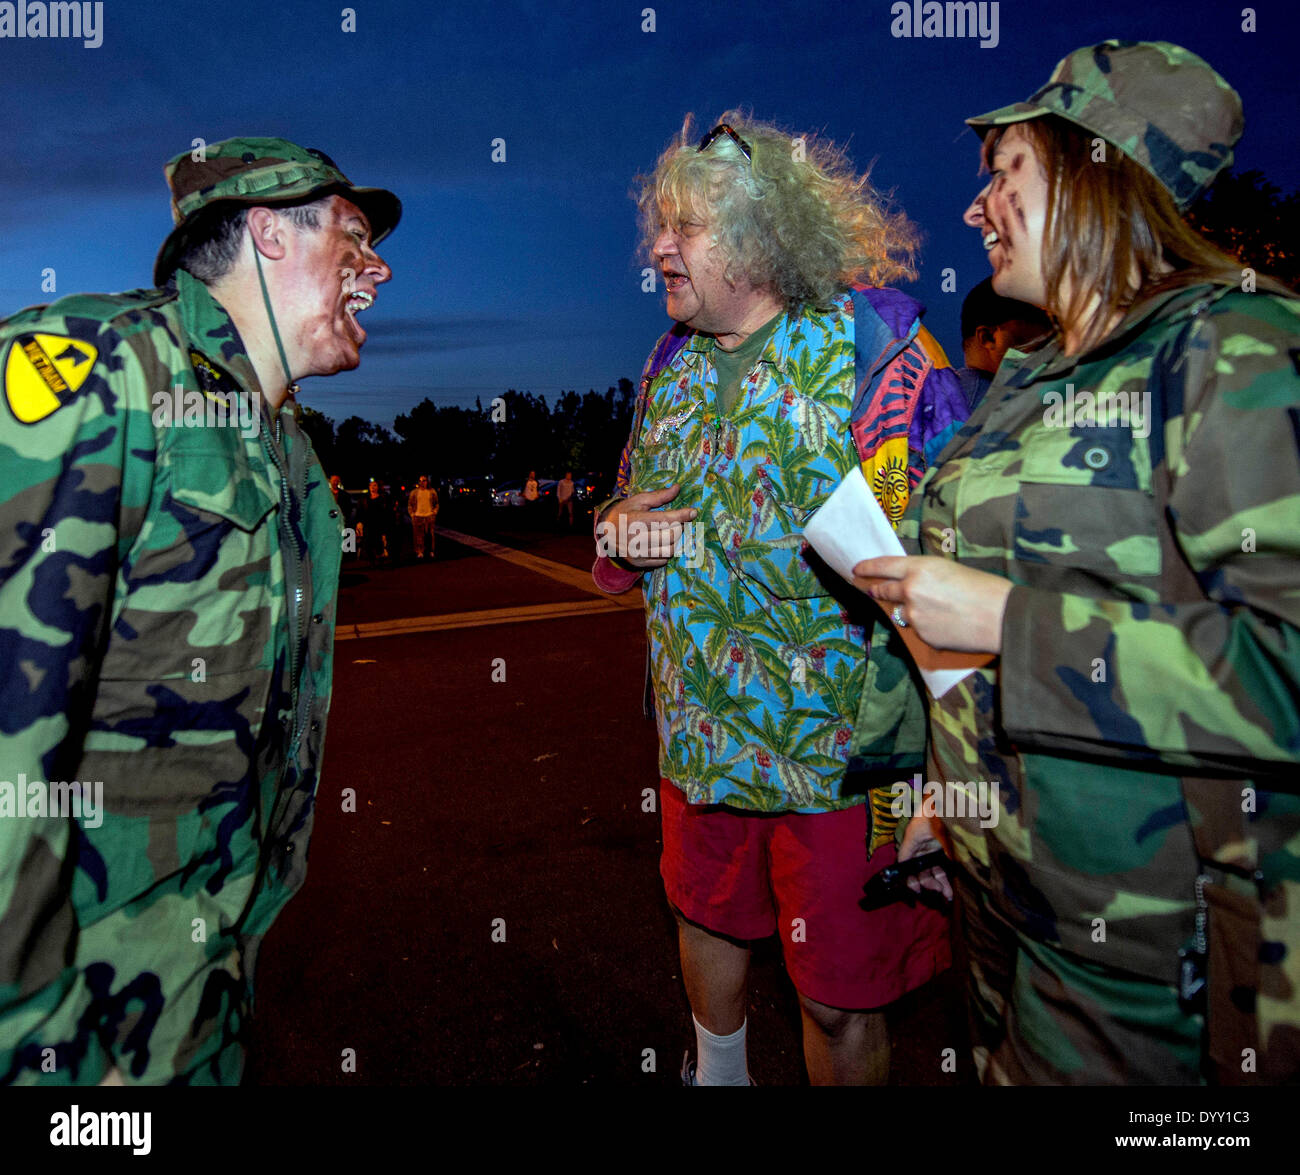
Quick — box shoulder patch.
[4,332,98,423]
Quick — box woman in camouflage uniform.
[855,41,1300,1084]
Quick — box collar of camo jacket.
[174,266,268,405]
[1003,283,1239,385]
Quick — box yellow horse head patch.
[4,333,98,424]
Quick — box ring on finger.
[891,605,908,628]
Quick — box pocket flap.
[166,430,277,532]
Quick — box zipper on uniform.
[261,412,307,743]
[1177,872,1210,1015]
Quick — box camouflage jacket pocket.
[167,441,278,532]
[1014,483,1161,579]
[103,441,278,683]
[1013,426,1160,580]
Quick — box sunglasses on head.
[697,123,752,163]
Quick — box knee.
[799,995,856,1039]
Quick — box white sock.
[693,1015,750,1086]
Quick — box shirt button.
[313,613,323,623]
[704,472,717,485]
[686,656,695,667]
[1083,445,1111,470]
[329,509,340,519]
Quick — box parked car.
[491,479,523,507]
[448,475,494,506]
[491,478,557,507]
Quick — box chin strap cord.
[253,236,298,399]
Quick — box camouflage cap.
[966,40,1244,209]
[154,136,402,285]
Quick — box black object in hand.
[859,849,950,910]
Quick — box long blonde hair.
[639,111,920,311]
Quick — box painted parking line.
[436,527,643,609]
[335,597,631,641]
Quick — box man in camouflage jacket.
[0,138,399,1084]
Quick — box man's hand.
[898,816,953,901]
[597,485,699,569]
[852,555,1012,654]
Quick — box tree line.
[301,379,638,489]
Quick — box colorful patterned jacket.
[596,288,966,836]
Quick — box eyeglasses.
[697,123,752,163]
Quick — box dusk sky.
[2,0,1296,429]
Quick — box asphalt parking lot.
[244,513,973,1085]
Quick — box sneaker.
[680,1051,755,1086]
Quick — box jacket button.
[1083,445,1110,470]
[329,509,340,519]
[311,720,320,732]
[313,613,323,623]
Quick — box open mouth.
[344,290,375,341]
[662,269,688,292]
[983,230,1000,251]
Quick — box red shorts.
[660,780,951,1010]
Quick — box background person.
[595,113,965,1085]
[358,477,392,564]
[556,470,576,528]
[523,468,541,528]
[954,275,1051,410]
[408,473,439,558]
[855,41,1300,1085]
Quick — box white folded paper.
[803,467,991,698]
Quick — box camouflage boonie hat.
[154,136,402,285]
[966,40,1244,209]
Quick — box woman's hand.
[852,555,1013,654]
[898,815,953,901]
